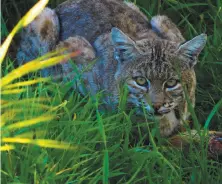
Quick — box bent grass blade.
[0,144,15,151]
[2,138,79,150]
[0,51,80,88]
[3,78,50,89]
[3,115,54,131]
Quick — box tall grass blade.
[204,98,222,130]
[1,88,26,94]
[103,150,109,184]
[2,138,80,150]
[0,144,15,151]
[3,78,50,89]
[3,115,54,130]
[0,51,79,88]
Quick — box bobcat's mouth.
[149,106,172,120]
[141,106,172,120]
[155,108,171,115]
[133,103,172,119]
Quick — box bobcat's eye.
[134,77,148,86]
[165,79,178,88]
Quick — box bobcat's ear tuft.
[111,27,136,63]
[178,34,207,63]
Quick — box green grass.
[1,0,222,183]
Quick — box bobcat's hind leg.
[16,7,59,66]
[151,15,185,43]
[55,36,96,82]
[56,36,96,64]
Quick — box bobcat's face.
[120,45,185,119]
[111,28,206,119]
[125,71,183,119]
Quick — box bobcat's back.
[56,0,157,43]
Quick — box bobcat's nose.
[153,103,162,111]
[153,103,162,114]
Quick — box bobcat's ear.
[111,27,136,63]
[177,34,207,66]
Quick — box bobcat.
[17,0,207,137]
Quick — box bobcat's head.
[111,28,207,119]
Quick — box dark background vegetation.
[1,0,222,183]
